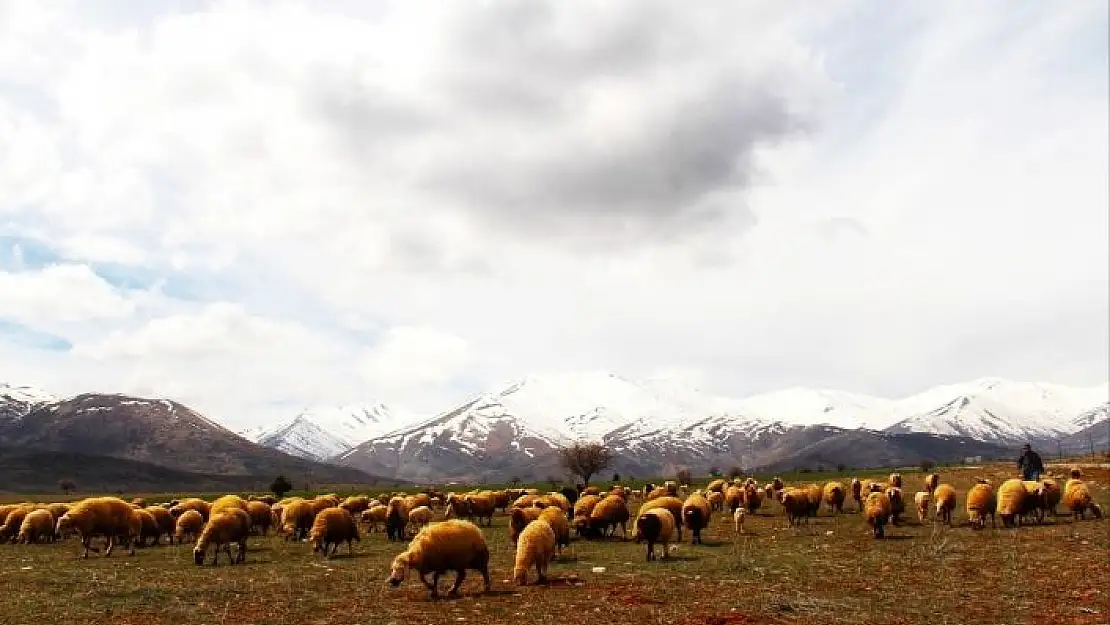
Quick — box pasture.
[1,462,1107,625]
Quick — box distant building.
[964,455,983,464]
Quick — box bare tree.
[558,442,614,487]
[58,479,76,494]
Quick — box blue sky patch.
[0,320,73,351]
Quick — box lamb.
[388,519,492,598]
[966,483,997,529]
[933,484,958,525]
[193,509,251,566]
[55,497,139,558]
[246,500,273,535]
[823,482,846,514]
[309,507,360,558]
[408,505,434,534]
[281,499,316,541]
[386,496,411,542]
[361,505,388,532]
[636,508,676,561]
[512,519,557,585]
[144,506,175,544]
[169,498,212,522]
[996,479,1028,528]
[632,496,684,541]
[682,492,711,545]
[864,491,893,538]
[886,487,905,525]
[889,473,903,489]
[733,508,746,535]
[924,473,940,494]
[16,508,55,544]
[174,509,205,543]
[587,494,630,539]
[724,486,743,513]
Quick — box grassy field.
[2,462,1108,625]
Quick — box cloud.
[0,0,1106,431]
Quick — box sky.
[1,0,1107,430]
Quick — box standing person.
[1016,444,1044,481]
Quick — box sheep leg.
[449,569,467,596]
[238,539,247,564]
[104,536,115,557]
[479,564,491,592]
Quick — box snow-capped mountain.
[0,383,56,421]
[250,404,406,462]
[884,378,1108,444]
[734,387,902,430]
[1071,401,1109,431]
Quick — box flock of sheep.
[0,467,1102,598]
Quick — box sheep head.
[388,553,410,586]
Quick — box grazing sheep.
[462,494,497,527]
[707,491,725,513]
[130,498,147,509]
[539,506,570,554]
[387,520,492,598]
[250,494,277,506]
[512,519,556,585]
[408,506,434,534]
[762,483,774,502]
[707,479,727,493]
[311,495,340,516]
[572,495,601,522]
[645,486,669,501]
[386,497,411,542]
[512,494,542,509]
[246,501,273,535]
[339,496,371,517]
[56,497,139,558]
[169,498,212,522]
[1019,481,1047,524]
[724,486,743,513]
[144,506,175,544]
[996,479,1028,528]
[924,473,940,494]
[361,505,388,532]
[850,478,863,512]
[636,508,676,561]
[682,492,711,545]
[889,473,903,489]
[1063,480,1098,520]
[174,509,205,543]
[583,486,601,497]
[823,482,846,514]
[743,483,764,514]
[45,503,70,523]
[886,487,905,525]
[281,499,316,541]
[733,508,746,535]
[632,496,685,541]
[914,492,931,524]
[772,477,784,492]
[587,494,630,539]
[0,504,19,529]
[966,483,997,529]
[309,507,360,558]
[508,507,544,544]
[132,508,161,547]
[933,484,957,525]
[1039,479,1062,516]
[803,484,823,518]
[193,509,251,566]
[0,504,39,543]
[779,488,811,527]
[864,491,893,538]
[407,493,433,510]
[541,492,572,513]
[16,509,55,544]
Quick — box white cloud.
[0,0,1106,430]
[0,264,135,325]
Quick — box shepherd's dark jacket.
[1016,450,1044,475]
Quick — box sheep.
[130,497,147,508]
[966,483,997,529]
[1039,479,1062,517]
[0,504,39,543]
[311,495,340,516]
[387,519,492,598]
[636,508,676,561]
[997,479,1028,528]
[246,500,273,535]
[407,493,433,510]
[933,484,957,525]
[645,486,669,501]
[309,507,360,558]
[803,484,823,518]
[512,519,557,585]
[460,494,496,526]
[339,496,371,517]
[1019,481,1047,524]
[762,483,774,502]
[174,509,205,543]
[16,509,55,544]
[779,488,811,527]
[572,495,601,524]
[512,494,542,509]
[361,505,388,532]
[587,494,630,539]
[386,497,411,542]
[682,492,711,545]
[823,482,846,514]
[924,473,940,494]
[540,492,572,513]
[250,494,277,506]
[706,490,725,512]
[45,502,70,522]
[55,497,139,558]
[886,487,905,525]
[889,473,903,489]
[144,506,175,544]
[850,478,863,512]
[864,491,893,538]
[913,492,931,524]
[724,486,743,513]
[408,505,435,534]
[772,477,784,492]
[743,483,764,514]
[169,498,212,522]
[132,508,161,547]
[733,508,746,535]
[632,496,685,541]
[707,479,727,493]
[281,499,316,541]
[1063,480,1098,520]
[193,508,251,566]
[539,506,570,554]
[0,504,18,529]
[583,486,601,496]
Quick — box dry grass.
[1,463,1107,625]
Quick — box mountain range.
[2,374,1106,487]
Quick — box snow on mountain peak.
[250,403,406,461]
